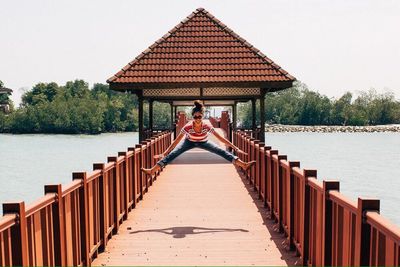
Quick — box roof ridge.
[199,10,295,81]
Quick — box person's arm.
[212,130,247,156]
[154,132,185,159]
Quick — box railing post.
[2,201,28,267]
[44,184,66,266]
[118,152,130,220]
[322,180,340,266]
[288,161,300,250]
[72,172,90,266]
[355,197,380,266]
[93,163,107,250]
[135,144,144,200]
[302,169,317,266]
[108,157,120,234]
[257,141,264,198]
[263,146,271,208]
[276,155,287,232]
[128,147,137,209]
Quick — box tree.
[331,92,352,125]
[21,82,59,106]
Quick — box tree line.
[238,82,400,128]
[0,80,171,134]
[1,80,399,134]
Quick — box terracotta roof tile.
[108,8,295,85]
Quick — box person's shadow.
[129,226,248,238]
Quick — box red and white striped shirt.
[181,121,214,142]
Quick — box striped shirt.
[181,121,214,142]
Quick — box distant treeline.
[1,80,399,134]
[238,82,400,128]
[0,80,170,134]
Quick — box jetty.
[1,7,399,266]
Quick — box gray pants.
[157,139,238,167]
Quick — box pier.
[1,7,399,266]
[1,118,400,266]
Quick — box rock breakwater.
[265,124,400,133]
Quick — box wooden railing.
[0,131,172,267]
[233,130,400,266]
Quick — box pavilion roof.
[108,8,295,91]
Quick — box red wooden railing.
[233,130,400,266]
[0,131,172,267]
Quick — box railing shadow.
[235,167,301,266]
[129,226,248,238]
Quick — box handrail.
[25,193,57,217]
[0,214,17,232]
[62,179,82,197]
[366,211,400,241]
[308,177,323,190]
[86,169,102,183]
[233,129,400,266]
[328,190,358,213]
[0,130,172,267]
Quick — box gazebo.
[108,8,295,142]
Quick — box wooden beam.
[149,100,154,131]
[233,101,237,130]
[259,95,265,142]
[170,101,174,130]
[251,98,256,131]
[109,81,294,91]
[138,96,144,142]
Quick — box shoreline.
[265,124,400,133]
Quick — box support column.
[174,106,177,121]
[149,99,154,132]
[232,101,237,130]
[170,101,174,130]
[260,95,265,142]
[251,98,256,131]
[138,96,144,142]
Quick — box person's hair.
[191,100,205,116]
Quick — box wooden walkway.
[92,132,298,266]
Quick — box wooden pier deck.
[92,133,298,266]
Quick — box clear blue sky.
[1,0,399,105]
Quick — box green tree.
[331,92,352,125]
[21,82,59,106]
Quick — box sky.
[1,0,399,106]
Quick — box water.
[0,132,399,226]
[0,133,138,213]
[265,132,400,226]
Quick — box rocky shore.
[265,124,400,133]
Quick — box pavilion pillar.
[174,106,177,121]
[232,101,237,130]
[170,101,174,130]
[138,96,144,142]
[259,95,265,142]
[251,98,256,131]
[149,99,154,132]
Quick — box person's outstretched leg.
[199,141,255,171]
[141,139,195,175]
